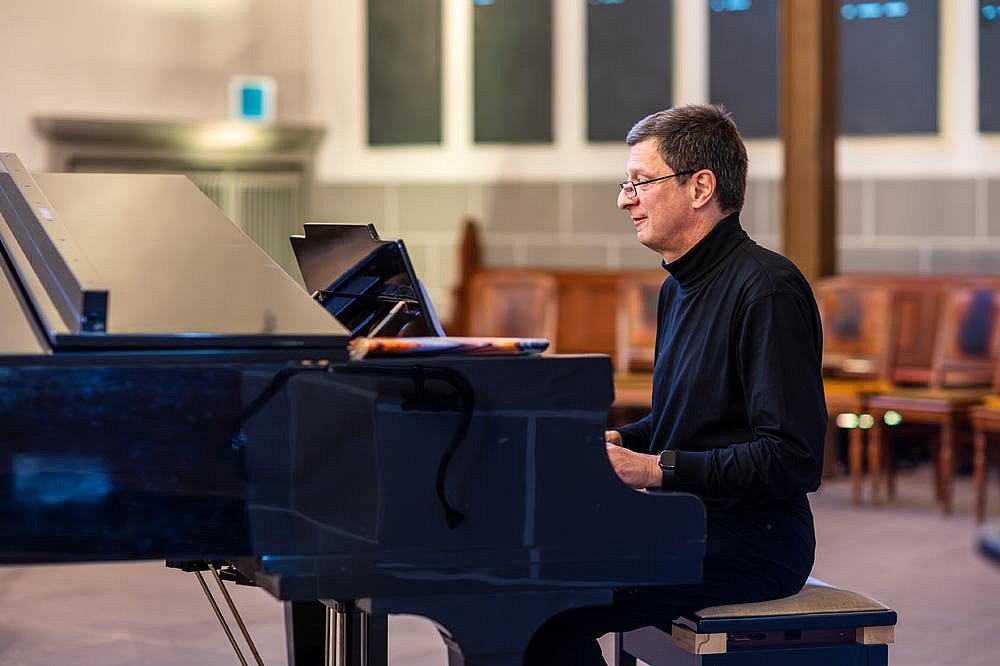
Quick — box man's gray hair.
[625,104,748,214]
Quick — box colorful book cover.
[348,336,549,361]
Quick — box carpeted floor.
[0,465,998,665]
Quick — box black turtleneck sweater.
[616,214,827,517]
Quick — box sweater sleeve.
[614,414,653,452]
[672,291,827,500]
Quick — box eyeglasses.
[618,171,697,199]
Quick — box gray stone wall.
[312,178,1000,320]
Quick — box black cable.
[336,363,474,529]
[232,361,474,529]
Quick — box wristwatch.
[658,449,677,488]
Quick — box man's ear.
[690,170,717,210]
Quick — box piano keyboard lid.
[0,153,350,352]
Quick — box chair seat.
[823,378,891,396]
[981,395,1000,409]
[867,387,991,410]
[972,403,1000,421]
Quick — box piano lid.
[292,223,445,338]
[0,153,349,351]
[0,250,48,355]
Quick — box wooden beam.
[781,0,839,281]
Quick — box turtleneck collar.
[663,213,748,288]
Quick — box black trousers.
[524,502,816,666]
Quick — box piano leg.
[285,600,388,666]
[285,601,326,666]
[363,609,389,666]
[612,633,637,666]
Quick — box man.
[525,105,826,664]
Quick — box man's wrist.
[648,456,663,487]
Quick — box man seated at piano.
[525,104,827,665]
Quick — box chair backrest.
[990,309,1000,395]
[815,278,894,379]
[615,274,664,375]
[466,270,559,349]
[815,274,952,385]
[885,280,948,385]
[929,283,1000,389]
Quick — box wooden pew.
[465,270,559,348]
[449,218,665,362]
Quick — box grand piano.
[0,152,706,665]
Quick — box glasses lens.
[620,182,636,198]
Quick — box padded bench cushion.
[677,578,897,634]
[695,580,888,619]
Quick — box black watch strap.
[658,449,677,489]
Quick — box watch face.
[659,449,676,469]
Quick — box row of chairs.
[818,275,1000,522]
[461,268,1000,521]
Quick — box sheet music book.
[348,336,549,361]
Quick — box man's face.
[616,138,692,258]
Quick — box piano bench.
[614,578,896,666]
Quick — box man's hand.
[604,430,623,447]
[605,441,662,489]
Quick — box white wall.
[2,0,997,180]
[306,0,1000,183]
[0,0,310,170]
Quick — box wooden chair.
[817,278,895,380]
[884,280,949,386]
[815,278,895,497]
[971,327,1000,523]
[466,270,559,350]
[866,283,1000,514]
[614,274,664,376]
[817,277,952,503]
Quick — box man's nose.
[616,188,631,210]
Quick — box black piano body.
[0,153,706,665]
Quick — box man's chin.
[636,238,666,260]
